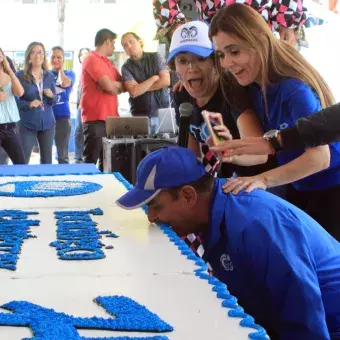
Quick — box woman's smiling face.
[213,31,260,86]
[174,53,218,99]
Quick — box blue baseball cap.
[116,147,206,210]
[167,21,214,63]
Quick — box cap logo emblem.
[180,26,198,40]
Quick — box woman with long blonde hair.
[208,4,340,240]
[16,42,56,164]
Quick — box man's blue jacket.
[203,178,340,339]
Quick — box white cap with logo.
[167,21,214,63]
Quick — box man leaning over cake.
[116,146,340,340]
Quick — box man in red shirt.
[81,28,124,171]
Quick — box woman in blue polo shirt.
[209,4,340,240]
[16,42,56,164]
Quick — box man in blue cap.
[117,146,340,340]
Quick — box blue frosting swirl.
[0,209,40,271]
[50,208,116,260]
[0,180,102,198]
[0,295,173,339]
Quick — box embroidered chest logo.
[279,122,289,130]
[220,254,234,272]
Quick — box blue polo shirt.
[52,70,75,119]
[15,70,56,131]
[202,178,340,339]
[250,78,340,191]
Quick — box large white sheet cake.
[0,173,267,339]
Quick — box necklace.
[32,70,43,81]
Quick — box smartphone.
[201,110,223,146]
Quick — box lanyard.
[36,77,43,101]
[35,72,44,110]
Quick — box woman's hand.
[211,137,274,156]
[172,80,184,92]
[222,175,268,195]
[207,112,233,140]
[206,111,233,162]
[43,89,54,98]
[30,99,43,108]
[2,57,12,74]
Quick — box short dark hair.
[121,32,144,49]
[51,46,64,56]
[165,173,214,200]
[95,29,117,47]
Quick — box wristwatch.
[263,129,282,153]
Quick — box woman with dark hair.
[16,42,57,164]
[209,4,340,240]
[74,47,90,163]
[0,48,25,164]
[168,20,268,177]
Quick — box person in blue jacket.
[16,42,56,164]
[116,146,340,340]
[208,4,340,240]
[51,46,75,164]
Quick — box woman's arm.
[2,58,24,97]
[222,84,332,194]
[223,145,330,194]
[210,103,340,156]
[232,110,268,165]
[210,110,267,166]
[260,146,330,188]
[8,69,24,97]
[59,68,72,88]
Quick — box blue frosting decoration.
[0,209,40,271]
[0,295,173,339]
[113,172,268,340]
[0,181,102,197]
[50,208,117,260]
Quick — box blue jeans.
[74,108,84,161]
[19,124,55,164]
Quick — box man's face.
[122,34,142,59]
[106,38,115,57]
[147,188,208,237]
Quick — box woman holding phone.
[209,4,340,240]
